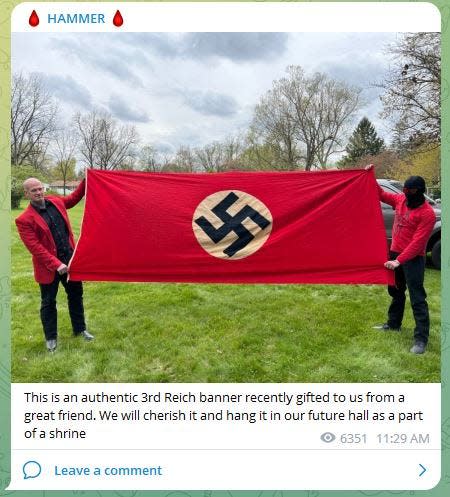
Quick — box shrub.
[11,177,22,209]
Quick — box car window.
[380,185,398,194]
[380,183,436,206]
[388,180,403,190]
[378,185,396,210]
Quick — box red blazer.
[15,180,85,284]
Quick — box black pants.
[387,252,429,344]
[39,273,86,340]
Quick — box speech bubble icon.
[23,460,42,479]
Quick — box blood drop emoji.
[29,10,39,27]
[113,10,123,27]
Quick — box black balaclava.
[404,176,426,209]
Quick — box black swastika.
[195,192,271,257]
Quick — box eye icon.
[320,432,336,443]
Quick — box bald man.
[15,178,93,352]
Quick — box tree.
[11,73,58,167]
[351,149,400,179]
[222,135,244,166]
[96,115,139,170]
[50,159,76,192]
[174,145,196,172]
[390,117,411,156]
[138,145,161,172]
[74,110,139,170]
[116,153,139,171]
[251,66,362,170]
[339,117,384,167]
[51,127,78,194]
[11,177,23,209]
[240,138,280,171]
[195,142,224,172]
[251,85,300,169]
[394,144,440,187]
[73,111,99,169]
[378,33,440,143]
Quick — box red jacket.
[15,180,85,283]
[377,184,436,264]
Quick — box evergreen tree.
[339,117,385,167]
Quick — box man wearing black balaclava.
[367,166,436,354]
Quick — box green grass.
[11,202,441,383]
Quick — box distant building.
[46,180,81,195]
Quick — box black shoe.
[75,330,94,341]
[373,323,401,332]
[46,339,57,352]
[410,342,426,354]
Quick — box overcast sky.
[12,32,399,157]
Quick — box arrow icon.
[419,464,427,477]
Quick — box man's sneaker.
[410,342,426,354]
[46,339,57,352]
[75,330,95,341]
[373,323,401,332]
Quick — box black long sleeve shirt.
[33,200,73,264]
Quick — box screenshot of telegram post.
[8,1,443,492]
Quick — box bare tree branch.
[74,110,139,170]
[251,66,362,170]
[376,33,440,142]
[11,73,58,168]
[51,126,78,194]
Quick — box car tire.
[431,239,441,270]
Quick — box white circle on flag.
[192,190,272,260]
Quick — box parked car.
[377,179,441,269]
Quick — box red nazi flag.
[69,168,393,285]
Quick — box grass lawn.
[11,202,441,383]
